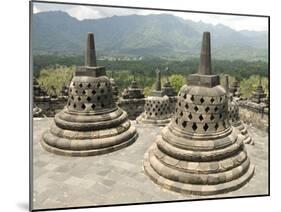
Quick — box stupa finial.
[85,32,97,67]
[225,75,229,94]
[155,67,161,91]
[198,32,212,75]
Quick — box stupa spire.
[155,67,161,91]
[198,32,212,75]
[85,32,97,67]
[225,75,229,94]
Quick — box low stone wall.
[238,101,269,131]
[34,97,67,117]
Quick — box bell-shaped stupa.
[161,69,177,113]
[118,73,145,120]
[136,68,173,126]
[250,76,267,104]
[143,32,254,195]
[109,71,119,102]
[41,33,138,156]
[225,76,254,145]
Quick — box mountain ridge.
[32,11,268,61]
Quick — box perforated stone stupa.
[118,75,145,120]
[161,73,177,113]
[225,76,254,145]
[143,32,255,195]
[250,77,267,105]
[136,68,173,126]
[109,71,119,102]
[41,33,138,156]
[229,80,241,98]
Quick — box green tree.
[169,74,186,92]
[240,75,268,97]
[38,65,74,95]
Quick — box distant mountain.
[32,11,268,61]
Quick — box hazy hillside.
[32,11,268,61]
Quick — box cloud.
[33,2,268,31]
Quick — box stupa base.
[41,126,138,157]
[136,113,171,126]
[144,143,255,196]
[236,123,254,145]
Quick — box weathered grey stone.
[137,68,176,126]
[118,75,145,120]
[41,32,138,156]
[225,75,254,145]
[144,32,255,195]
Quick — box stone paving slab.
[32,118,268,210]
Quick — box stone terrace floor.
[32,118,269,210]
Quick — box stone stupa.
[136,68,173,126]
[161,68,177,112]
[109,71,119,102]
[118,74,145,120]
[229,79,241,98]
[41,33,138,156]
[250,76,267,104]
[225,76,254,145]
[143,32,254,195]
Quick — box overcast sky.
[33,2,268,31]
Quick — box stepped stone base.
[143,125,255,196]
[41,108,138,157]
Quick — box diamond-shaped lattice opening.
[87,83,91,88]
[205,107,210,113]
[175,108,178,113]
[194,106,199,112]
[101,103,105,108]
[200,98,205,104]
[183,93,187,99]
[73,82,76,86]
[199,114,204,121]
[182,121,187,128]
[214,106,218,112]
[149,112,152,116]
[158,108,161,112]
[220,97,223,102]
[68,101,71,106]
[97,82,101,88]
[188,113,193,120]
[210,97,215,103]
[70,89,72,92]
[71,96,74,100]
[97,96,101,101]
[75,90,78,93]
[210,114,215,121]
[160,112,163,115]
[180,111,183,117]
[192,123,197,131]
[203,123,209,131]
[79,83,83,88]
[82,90,86,95]
[153,108,155,111]
[73,103,76,108]
[178,102,181,107]
[219,114,223,119]
[156,105,158,108]
[77,97,81,101]
[185,103,189,109]
[155,113,158,116]
[87,96,91,102]
[223,121,226,128]
[215,123,219,131]
[81,104,86,110]
[91,104,96,110]
[190,95,194,101]
[92,90,96,95]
